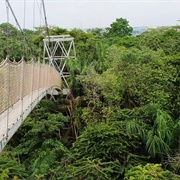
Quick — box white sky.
[0,0,180,30]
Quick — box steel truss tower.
[43,35,76,89]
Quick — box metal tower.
[43,35,76,90]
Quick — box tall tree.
[106,18,133,37]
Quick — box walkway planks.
[0,88,48,152]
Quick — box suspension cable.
[5,0,10,138]
[5,0,9,58]
[6,0,23,38]
[23,0,26,57]
[41,0,50,40]
[23,0,26,29]
[41,0,53,65]
[5,0,36,58]
[33,0,36,31]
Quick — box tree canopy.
[0,18,179,179]
[106,18,133,37]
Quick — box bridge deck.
[0,88,47,151]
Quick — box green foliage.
[98,46,176,109]
[167,151,180,174]
[110,104,176,159]
[0,152,27,179]
[105,36,139,48]
[145,109,174,158]
[106,18,133,37]
[70,121,147,177]
[31,139,68,177]
[87,28,105,36]
[124,163,180,180]
[0,169,9,180]
[0,23,22,59]
[58,158,123,180]
[138,27,180,55]
[166,53,180,118]
[6,98,69,178]
[1,19,180,179]
[55,120,147,179]
[49,26,68,35]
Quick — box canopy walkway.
[0,58,62,152]
[0,1,76,152]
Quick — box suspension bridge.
[0,1,76,152]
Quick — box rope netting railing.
[0,58,62,115]
[0,58,62,151]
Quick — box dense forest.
[0,18,180,179]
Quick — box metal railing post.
[6,58,10,138]
[37,59,40,100]
[30,59,34,110]
[20,59,24,117]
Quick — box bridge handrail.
[0,58,62,116]
[0,58,62,152]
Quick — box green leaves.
[56,120,147,179]
[145,108,174,159]
[0,152,28,179]
[31,139,68,177]
[99,46,175,109]
[124,163,180,180]
[138,27,180,55]
[146,131,170,159]
[5,98,70,178]
[60,158,123,180]
[72,121,146,169]
[0,169,9,180]
[106,18,133,37]
[1,20,180,179]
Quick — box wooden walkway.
[0,88,48,152]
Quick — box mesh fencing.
[0,58,62,115]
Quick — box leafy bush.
[124,163,180,180]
